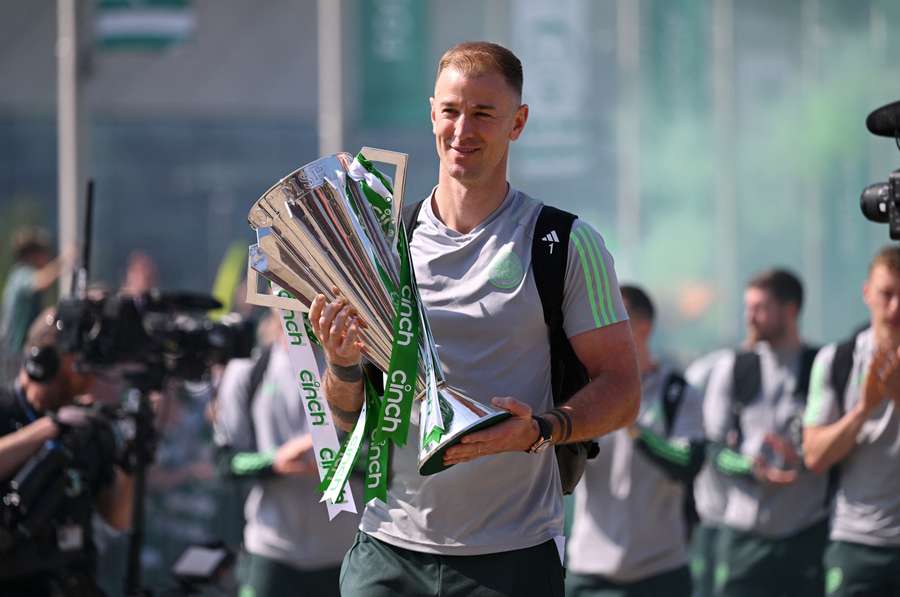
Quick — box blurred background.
[2,0,899,362]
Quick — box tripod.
[121,372,161,597]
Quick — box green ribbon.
[320,379,375,504]
[363,377,390,503]
[320,374,390,505]
[372,223,420,446]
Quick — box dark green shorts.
[340,531,564,597]
[716,519,828,597]
[237,551,341,597]
[824,540,900,596]
[565,565,692,597]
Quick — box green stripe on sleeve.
[231,451,275,475]
[803,355,830,427]
[638,429,691,466]
[716,447,753,476]
[574,227,611,325]
[571,233,603,328]
[585,227,618,324]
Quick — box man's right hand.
[309,293,364,367]
[859,345,900,416]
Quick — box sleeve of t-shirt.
[685,349,729,394]
[702,351,736,443]
[213,358,257,452]
[803,343,841,428]
[562,219,628,338]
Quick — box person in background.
[704,269,828,597]
[685,330,757,597]
[214,312,360,597]
[566,284,705,597]
[803,245,900,597]
[0,309,133,595]
[0,228,69,383]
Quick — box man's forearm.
[803,405,869,474]
[96,469,133,531]
[322,369,364,432]
[0,417,58,480]
[542,372,640,444]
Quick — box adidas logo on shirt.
[542,230,560,254]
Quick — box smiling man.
[310,41,640,596]
[803,246,900,597]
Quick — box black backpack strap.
[732,351,761,407]
[728,351,760,449]
[830,335,858,416]
[531,205,587,405]
[795,345,821,398]
[824,333,858,507]
[661,372,688,437]
[401,199,426,240]
[242,344,272,450]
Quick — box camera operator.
[0,308,133,596]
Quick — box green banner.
[96,0,195,51]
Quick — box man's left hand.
[442,397,538,466]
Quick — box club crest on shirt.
[488,248,524,290]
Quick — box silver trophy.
[245,149,509,475]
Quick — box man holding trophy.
[308,42,641,596]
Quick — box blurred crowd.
[0,225,897,596]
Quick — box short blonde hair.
[869,245,900,276]
[436,41,523,98]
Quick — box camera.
[860,100,900,239]
[56,291,256,386]
[0,405,120,552]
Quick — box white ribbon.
[273,285,357,519]
[347,157,393,200]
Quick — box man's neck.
[432,173,510,234]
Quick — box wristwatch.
[527,415,554,454]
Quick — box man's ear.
[430,97,437,133]
[509,103,529,141]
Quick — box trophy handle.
[360,146,408,227]
[244,256,309,312]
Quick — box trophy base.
[417,410,512,476]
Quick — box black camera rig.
[0,181,253,595]
[860,100,900,239]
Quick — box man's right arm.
[310,294,365,432]
[803,344,895,474]
[0,417,58,480]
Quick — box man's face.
[864,264,900,336]
[744,287,793,344]
[430,68,528,186]
[23,354,93,412]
